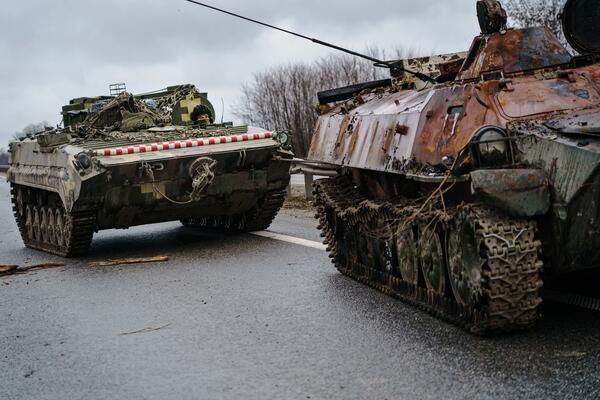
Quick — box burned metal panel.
[561,168,600,272]
[508,117,600,274]
[575,64,600,92]
[458,28,572,80]
[413,82,504,165]
[495,75,600,118]
[310,61,600,172]
[308,89,431,172]
[536,106,600,134]
[389,52,468,89]
[310,78,513,171]
[341,113,421,172]
[518,134,600,205]
[470,169,550,217]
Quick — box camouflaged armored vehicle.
[8,84,293,257]
[309,0,600,334]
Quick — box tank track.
[313,175,544,335]
[182,189,286,232]
[10,184,96,257]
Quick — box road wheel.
[55,209,65,247]
[447,210,484,306]
[47,208,56,245]
[25,206,34,240]
[40,208,50,243]
[63,212,74,249]
[396,224,419,287]
[32,207,41,242]
[419,223,446,295]
[16,187,24,217]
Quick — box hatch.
[496,77,600,118]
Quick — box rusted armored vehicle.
[8,84,292,257]
[310,0,600,334]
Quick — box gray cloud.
[0,0,479,144]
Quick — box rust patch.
[348,120,362,156]
[382,126,395,155]
[458,28,571,81]
[335,115,351,156]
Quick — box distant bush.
[12,120,52,141]
[0,148,9,165]
[505,0,568,48]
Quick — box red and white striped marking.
[95,131,273,157]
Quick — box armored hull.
[8,85,293,256]
[309,0,600,333]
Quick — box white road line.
[251,231,327,251]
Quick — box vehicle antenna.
[183,0,438,84]
[220,97,225,124]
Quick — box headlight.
[275,131,289,146]
[471,125,510,164]
[76,152,92,169]
[475,126,507,155]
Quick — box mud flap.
[470,169,550,217]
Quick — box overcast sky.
[0,0,480,146]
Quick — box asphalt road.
[1,179,600,400]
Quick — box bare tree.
[13,120,52,140]
[504,0,568,46]
[234,47,415,158]
[236,63,316,158]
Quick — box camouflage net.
[63,85,245,145]
[151,84,199,120]
[82,92,170,135]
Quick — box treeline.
[505,0,568,47]
[234,47,414,158]
[13,121,51,141]
[0,148,8,165]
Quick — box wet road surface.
[1,180,599,400]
